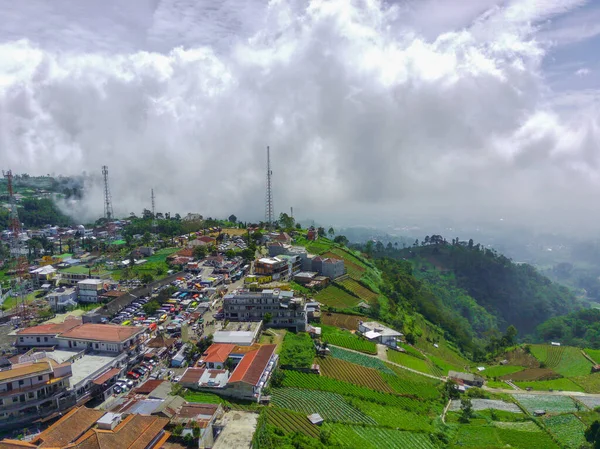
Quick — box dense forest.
[356,236,581,352]
[0,198,72,228]
[536,308,600,348]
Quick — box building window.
[95,343,99,349]
[18,380,24,386]
[36,337,40,343]
[19,337,23,342]
[12,397,18,403]
[44,337,48,342]
[38,376,43,381]
[28,392,34,399]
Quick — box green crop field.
[351,400,433,431]
[387,349,443,377]
[512,394,578,414]
[453,425,502,447]
[584,348,600,364]
[453,425,559,449]
[265,407,320,438]
[321,325,377,354]
[543,414,586,448]
[482,365,525,378]
[315,285,360,308]
[329,347,395,374]
[281,370,428,407]
[530,345,592,377]
[571,374,600,394]
[317,356,395,393]
[337,278,379,302]
[514,377,585,392]
[271,388,375,424]
[326,423,436,449]
[496,428,560,449]
[321,313,365,330]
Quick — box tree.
[264,313,272,325]
[193,245,208,259]
[443,380,460,400]
[585,420,600,448]
[459,397,474,423]
[142,208,153,220]
[405,333,416,345]
[334,235,349,246]
[141,231,152,246]
[328,227,335,238]
[140,273,154,284]
[317,227,326,237]
[504,325,518,346]
[143,300,160,315]
[278,213,295,230]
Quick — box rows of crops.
[512,394,578,414]
[326,423,436,449]
[514,377,584,392]
[329,248,369,269]
[315,285,360,308]
[271,388,375,424]
[497,428,560,449]
[571,374,600,394]
[381,373,441,400]
[453,425,559,449]
[386,349,442,377]
[329,346,395,374]
[281,370,420,407]
[482,365,525,378]
[324,334,377,354]
[265,407,320,438]
[321,313,364,330]
[543,414,586,448]
[584,348,600,364]
[575,395,600,409]
[352,399,433,431]
[317,356,395,392]
[530,345,592,377]
[448,399,522,413]
[337,278,379,301]
[500,368,560,381]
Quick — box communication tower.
[102,165,113,221]
[265,146,274,230]
[151,188,157,232]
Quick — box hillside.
[362,238,580,339]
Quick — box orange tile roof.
[35,406,105,448]
[229,345,276,386]
[179,368,205,385]
[58,323,145,343]
[202,344,234,364]
[231,343,261,354]
[0,442,37,448]
[16,318,82,335]
[92,368,121,386]
[0,361,51,382]
[133,379,164,395]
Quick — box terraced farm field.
[265,407,320,438]
[352,400,433,431]
[387,350,443,377]
[584,348,600,363]
[329,347,395,374]
[453,425,559,449]
[381,373,442,400]
[448,399,522,413]
[337,278,379,302]
[325,334,376,354]
[281,371,422,407]
[317,356,395,393]
[315,285,360,308]
[543,414,586,448]
[271,388,375,424]
[321,313,365,330]
[326,423,436,449]
[512,394,578,414]
[571,373,600,393]
[496,428,560,449]
[530,345,592,377]
[500,368,559,381]
[482,365,525,378]
[514,378,584,392]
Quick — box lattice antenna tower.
[265,146,274,230]
[2,170,22,258]
[102,165,113,221]
[151,188,157,232]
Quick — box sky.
[1,0,600,232]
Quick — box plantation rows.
[326,423,436,449]
[512,394,578,414]
[317,356,395,393]
[329,346,395,375]
[271,388,375,424]
[352,399,433,431]
[315,285,360,308]
[387,349,442,377]
[321,313,365,330]
[338,278,379,301]
[281,371,426,408]
[324,334,377,354]
[454,425,559,449]
[543,414,586,448]
[266,408,320,438]
[381,373,441,400]
[530,345,592,377]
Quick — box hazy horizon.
[2,0,600,233]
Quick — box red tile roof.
[92,368,121,385]
[133,379,164,395]
[198,236,215,243]
[16,318,82,336]
[35,406,105,448]
[229,344,276,386]
[58,323,145,343]
[176,403,219,419]
[179,368,205,385]
[202,344,234,364]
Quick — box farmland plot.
[338,278,379,301]
[352,399,432,431]
[387,349,442,377]
[500,368,560,382]
[571,373,600,394]
[317,356,395,393]
[496,428,560,449]
[329,346,395,374]
[530,345,592,377]
[512,394,578,414]
[543,414,586,448]
[315,285,360,308]
[584,348,600,364]
[482,365,525,378]
[448,399,522,413]
[321,313,365,330]
[327,423,436,449]
[494,421,539,431]
[573,395,600,410]
[514,378,584,392]
[453,426,501,447]
[265,408,320,438]
[271,388,375,424]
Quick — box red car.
[126,371,140,379]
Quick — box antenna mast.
[265,146,274,230]
[151,188,157,232]
[102,166,113,221]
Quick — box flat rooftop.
[46,349,83,364]
[223,321,261,332]
[69,352,121,388]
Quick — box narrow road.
[483,386,600,398]
[328,344,444,381]
[441,399,452,424]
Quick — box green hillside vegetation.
[279,332,315,368]
[321,325,377,354]
[315,285,361,308]
[529,344,592,377]
[536,308,600,349]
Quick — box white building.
[358,321,403,348]
[77,279,104,303]
[47,287,78,311]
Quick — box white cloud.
[0,0,599,232]
[576,67,591,76]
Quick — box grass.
[279,332,315,368]
[337,278,379,302]
[271,388,375,424]
[184,391,229,404]
[584,348,600,364]
[258,328,286,353]
[530,345,592,377]
[321,325,376,354]
[387,349,442,377]
[514,377,585,392]
[315,285,361,308]
[482,365,525,378]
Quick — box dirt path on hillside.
[377,344,387,361]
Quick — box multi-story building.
[0,354,73,430]
[15,318,83,349]
[77,279,105,303]
[254,257,289,280]
[223,289,307,331]
[47,287,78,311]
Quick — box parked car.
[126,371,140,379]
[113,385,122,394]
